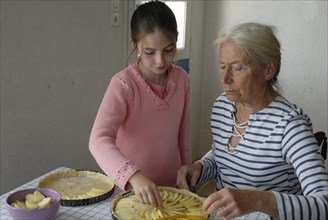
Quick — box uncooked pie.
[111,186,208,220]
[38,170,115,206]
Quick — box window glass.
[139,1,187,50]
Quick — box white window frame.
[126,0,190,61]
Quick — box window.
[137,0,190,60]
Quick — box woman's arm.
[197,147,219,185]
[274,118,328,219]
[203,116,328,219]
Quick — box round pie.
[111,186,208,220]
[38,170,115,206]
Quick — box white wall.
[197,0,328,168]
[1,0,327,194]
[0,0,128,194]
[188,1,205,161]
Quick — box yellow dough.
[38,170,114,200]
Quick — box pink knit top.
[89,63,192,191]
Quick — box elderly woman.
[177,22,328,219]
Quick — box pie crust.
[38,170,115,206]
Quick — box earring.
[137,54,140,58]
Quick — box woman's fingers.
[204,188,263,219]
[215,206,229,217]
[177,162,203,191]
[177,165,190,189]
[202,191,223,210]
[203,190,235,219]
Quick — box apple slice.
[38,197,52,208]
[33,191,45,203]
[11,201,27,209]
[25,199,38,210]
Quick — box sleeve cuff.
[114,160,139,191]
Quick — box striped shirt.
[198,94,328,219]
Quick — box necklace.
[225,143,238,155]
[232,113,248,140]
[225,113,249,155]
[233,113,249,128]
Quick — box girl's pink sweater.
[89,63,192,190]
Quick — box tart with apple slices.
[111,186,208,220]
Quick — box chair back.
[314,131,327,160]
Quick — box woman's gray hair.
[217,22,281,87]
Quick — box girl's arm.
[89,75,139,190]
[178,76,192,165]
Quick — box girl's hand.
[176,161,202,191]
[202,188,277,220]
[128,171,163,208]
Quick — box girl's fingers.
[136,192,146,205]
[153,188,163,208]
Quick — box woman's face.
[136,30,176,77]
[218,41,270,105]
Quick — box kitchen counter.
[0,167,270,219]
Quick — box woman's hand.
[176,161,203,191]
[203,188,277,220]
[128,171,163,208]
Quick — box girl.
[89,1,192,208]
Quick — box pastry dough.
[38,170,115,206]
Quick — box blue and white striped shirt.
[198,94,328,219]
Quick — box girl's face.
[136,30,176,78]
[218,41,271,105]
